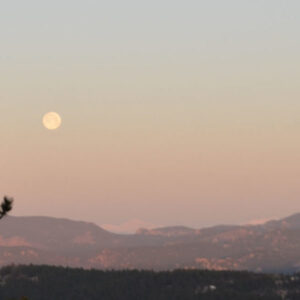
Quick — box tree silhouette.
[0,196,13,219]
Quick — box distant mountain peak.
[101,219,160,234]
[136,226,197,236]
[245,217,277,226]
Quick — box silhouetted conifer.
[0,196,13,219]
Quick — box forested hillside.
[2,265,300,300]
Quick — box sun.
[43,112,62,130]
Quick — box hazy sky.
[1,1,300,228]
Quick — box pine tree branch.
[0,196,13,219]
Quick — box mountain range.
[1,213,300,272]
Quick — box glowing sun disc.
[43,112,62,130]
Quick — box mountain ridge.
[1,213,300,272]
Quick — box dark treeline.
[1,265,300,300]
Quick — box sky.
[1,1,300,229]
